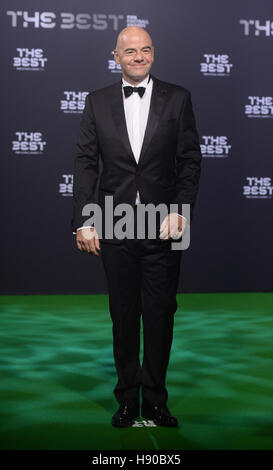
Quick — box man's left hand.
[159,213,187,240]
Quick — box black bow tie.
[123,86,146,98]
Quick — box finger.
[161,234,171,241]
[159,226,172,239]
[94,237,101,252]
[169,224,179,238]
[160,219,171,238]
[77,239,85,251]
[82,240,90,252]
[159,228,168,239]
[89,239,99,256]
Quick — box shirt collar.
[122,74,151,88]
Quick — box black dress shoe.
[141,404,178,427]
[112,403,139,427]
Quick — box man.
[71,26,202,427]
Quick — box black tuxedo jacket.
[71,74,202,242]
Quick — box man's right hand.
[76,227,101,256]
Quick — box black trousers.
[100,207,182,409]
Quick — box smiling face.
[114,26,154,85]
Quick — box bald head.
[114,26,154,85]
[115,26,153,51]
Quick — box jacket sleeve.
[173,90,202,223]
[71,94,100,233]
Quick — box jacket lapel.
[138,75,168,166]
[110,82,136,166]
[110,74,168,167]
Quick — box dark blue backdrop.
[1,0,272,294]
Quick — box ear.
[113,49,120,64]
[151,46,155,63]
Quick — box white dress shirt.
[75,74,186,233]
[122,74,152,204]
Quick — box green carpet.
[0,293,272,450]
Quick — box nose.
[134,50,144,62]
